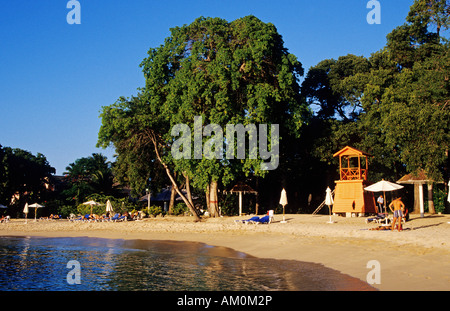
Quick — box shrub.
[219,193,238,216]
[172,202,188,216]
[76,204,104,216]
[58,205,78,218]
[147,205,163,217]
[433,187,447,214]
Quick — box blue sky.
[0,0,414,175]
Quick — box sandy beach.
[1,213,449,291]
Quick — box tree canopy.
[0,144,55,215]
[301,0,449,184]
[62,153,116,206]
[98,15,309,219]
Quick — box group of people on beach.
[70,211,143,222]
[39,214,61,221]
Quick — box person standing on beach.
[389,197,405,232]
[377,195,384,212]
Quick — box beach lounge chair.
[249,215,271,224]
[234,216,260,224]
[111,213,127,222]
[101,214,111,222]
[366,213,389,224]
[110,213,120,221]
[70,215,84,222]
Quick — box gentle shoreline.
[1,214,449,291]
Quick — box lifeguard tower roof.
[333,146,373,158]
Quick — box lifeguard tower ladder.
[332,146,377,217]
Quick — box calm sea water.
[0,236,375,291]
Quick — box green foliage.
[301,0,449,185]
[433,186,447,214]
[172,202,188,216]
[62,153,117,205]
[58,205,78,218]
[84,193,139,214]
[361,7,449,181]
[219,193,238,216]
[0,145,55,215]
[302,55,369,121]
[76,204,104,216]
[67,193,140,217]
[0,145,7,205]
[97,15,309,215]
[147,205,163,217]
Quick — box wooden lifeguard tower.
[332,146,377,216]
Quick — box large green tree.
[62,153,116,205]
[98,16,308,219]
[361,0,449,181]
[301,0,449,198]
[0,145,55,215]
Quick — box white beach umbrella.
[448,180,450,204]
[83,200,101,214]
[83,200,101,205]
[325,187,334,224]
[23,203,29,224]
[447,180,450,224]
[279,188,288,223]
[106,200,114,214]
[325,187,334,206]
[364,180,404,192]
[29,203,44,221]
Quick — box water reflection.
[0,237,375,291]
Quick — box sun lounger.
[366,213,389,224]
[110,213,127,222]
[101,215,111,222]
[83,214,92,222]
[234,216,260,224]
[249,215,271,224]
[70,215,84,222]
[110,213,120,221]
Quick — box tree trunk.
[183,172,194,207]
[168,172,177,214]
[209,180,220,217]
[205,184,210,214]
[149,131,201,221]
[169,185,176,215]
[427,182,435,214]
